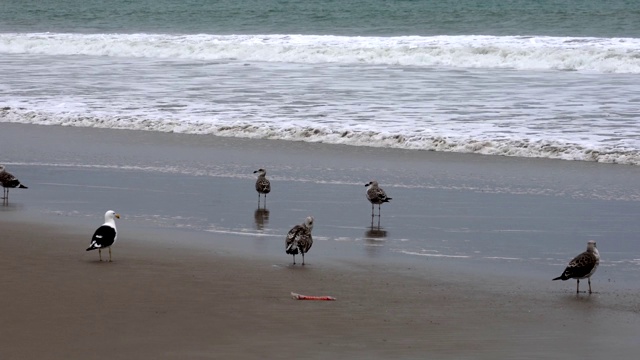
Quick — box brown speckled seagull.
[253,168,271,208]
[365,180,392,217]
[553,240,600,294]
[285,216,314,265]
[0,164,28,204]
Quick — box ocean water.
[1,0,640,165]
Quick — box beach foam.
[2,33,640,73]
[2,32,639,166]
[3,108,639,165]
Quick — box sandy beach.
[2,219,639,360]
[1,123,640,359]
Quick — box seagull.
[365,180,392,217]
[86,210,120,262]
[0,164,28,203]
[285,216,314,265]
[553,240,600,294]
[253,168,271,208]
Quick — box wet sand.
[1,219,639,359]
[1,123,640,358]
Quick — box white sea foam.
[3,108,639,165]
[204,228,281,238]
[1,33,640,73]
[2,32,640,166]
[397,250,471,259]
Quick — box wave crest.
[1,33,639,73]
[3,108,639,165]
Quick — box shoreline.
[3,118,640,167]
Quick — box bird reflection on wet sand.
[365,220,388,239]
[364,224,387,257]
[254,208,270,230]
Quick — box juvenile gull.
[0,165,28,203]
[365,180,392,217]
[553,240,600,294]
[86,210,120,262]
[253,168,271,208]
[285,216,314,265]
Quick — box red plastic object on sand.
[291,292,336,301]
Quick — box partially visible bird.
[0,164,28,203]
[86,210,120,262]
[253,168,271,208]
[365,180,392,217]
[285,216,314,265]
[553,240,600,294]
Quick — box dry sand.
[1,219,639,360]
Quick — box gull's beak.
[115,214,121,219]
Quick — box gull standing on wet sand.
[285,216,314,265]
[86,210,121,262]
[253,168,271,208]
[553,240,600,294]
[365,180,392,217]
[0,164,28,203]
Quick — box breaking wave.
[1,32,640,73]
[3,108,639,165]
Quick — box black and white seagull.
[285,216,314,265]
[86,210,120,262]
[553,240,600,294]
[253,168,271,208]
[0,164,28,203]
[365,180,392,217]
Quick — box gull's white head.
[104,210,120,222]
[304,216,314,231]
[587,240,597,250]
[365,180,379,188]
